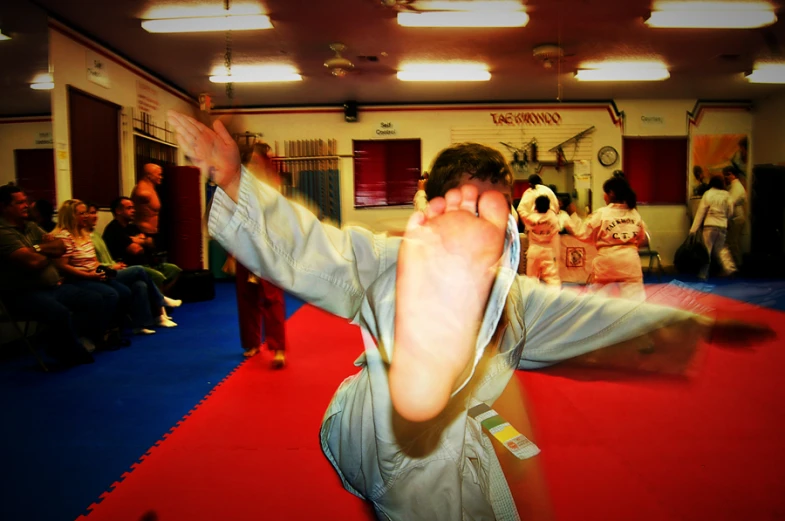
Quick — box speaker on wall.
[344,100,358,122]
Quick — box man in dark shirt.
[0,185,98,364]
[103,196,181,293]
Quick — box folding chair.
[639,231,664,280]
[0,297,48,372]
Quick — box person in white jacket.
[521,195,561,286]
[723,167,747,268]
[166,111,773,521]
[515,174,559,223]
[689,175,736,281]
[568,175,648,300]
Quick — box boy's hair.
[603,175,637,209]
[425,143,513,201]
[534,195,550,214]
[0,184,22,206]
[708,174,726,190]
[527,174,542,187]
[110,196,132,216]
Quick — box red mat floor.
[81,285,785,521]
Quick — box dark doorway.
[14,148,56,204]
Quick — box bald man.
[132,163,162,235]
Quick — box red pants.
[235,262,286,352]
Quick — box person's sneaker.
[243,346,260,358]
[133,328,156,335]
[272,350,286,369]
[157,316,178,328]
[164,297,182,308]
[79,336,96,353]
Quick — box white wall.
[0,119,53,186]
[213,104,624,233]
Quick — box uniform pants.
[235,262,286,352]
[700,226,736,280]
[526,242,560,286]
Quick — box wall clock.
[598,146,619,167]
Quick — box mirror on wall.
[0,0,55,203]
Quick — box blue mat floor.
[0,281,303,521]
[1,276,782,521]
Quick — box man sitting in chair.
[0,185,99,364]
[102,196,181,295]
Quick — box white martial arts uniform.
[690,187,736,279]
[569,203,647,301]
[726,178,747,267]
[522,210,561,286]
[209,169,706,521]
[516,185,559,222]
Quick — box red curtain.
[622,137,688,205]
[353,139,421,207]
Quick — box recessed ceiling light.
[30,83,54,90]
[397,63,491,81]
[30,73,53,89]
[646,1,776,28]
[209,65,302,83]
[575,61,670,81]
[142,14,272,33]
[745,63,785,83]
[398,11,528,27]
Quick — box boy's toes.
[478,190,510,231]
[459,184,479,214]
[443,188,463,212]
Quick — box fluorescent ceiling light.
[398,11,528,27]
[144,3,262,19]
[646,1,776,28]
[142,14,272,33]
[209,65,302,83]
[416,1,524,11]
[30,83,54,90]
[397,63,491,81]
[575,61,670,81]
[0,30,10,41]
[746,63,785,83]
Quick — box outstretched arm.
[168,110,399,320]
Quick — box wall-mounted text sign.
[375,121,397,136]
[491,112,562,126]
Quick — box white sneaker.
[133,328,156,335]
[164,297,182,308]
[157,316,178,328]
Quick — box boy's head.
[708,174,726,190]
[425,143,513,205]
[527,174,543,187]
[534,195,550,214]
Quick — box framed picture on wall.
[691,134,749,195]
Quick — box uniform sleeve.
[690,195,709,233]
[517,278,710,373]
[566,211,601,242]
[208,167,401,320]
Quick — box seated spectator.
[103,197,181,294]
[0,185,97,364]
[53,200,129,345]
[85,201,179,331]
[29,199,56,232]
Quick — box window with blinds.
[353,139,421,208]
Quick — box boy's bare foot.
[390,184,510,422]
[272,350,286,368]
[243,346,260,358]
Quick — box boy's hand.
[168,111,242,202]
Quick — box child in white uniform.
[569,176,647,300]
[167,112,773,521]
[690,175,736,280]
[522,195,561,286]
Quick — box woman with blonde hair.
[54,199,172,339]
